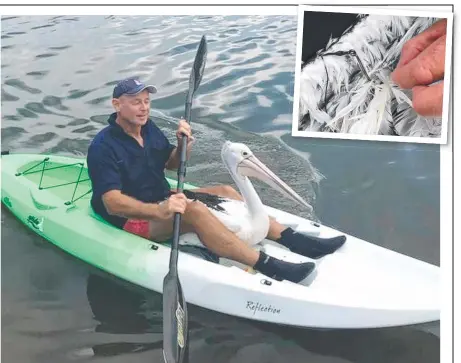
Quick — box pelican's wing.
[178,200,249,248]
[208,199,249,234]
[185,191,249,234]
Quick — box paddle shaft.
[169,102,192,269]
[163,103,192,363]
[163,35,207,363]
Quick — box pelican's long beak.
[238,155,312,211]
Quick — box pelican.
[179,141,311,247]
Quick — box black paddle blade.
[186,35,208,106]
[163,275,188,363]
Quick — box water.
[1,15,440,363]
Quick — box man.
[87,77,346,284]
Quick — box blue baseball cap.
[112,77,157,98]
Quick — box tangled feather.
[299,14,442,137]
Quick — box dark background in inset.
[302,11,360,63]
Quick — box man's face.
[113,90,150,126]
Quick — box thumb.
[187,136,195,146]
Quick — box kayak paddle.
[162,35,207,363]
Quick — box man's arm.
[103,190,188,221]
[102,190,165,220]
[165,146,184,170]
[165,118,194,171]
[88,143,167,221]
[165,141,196,170]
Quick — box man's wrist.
[148,201,164,220]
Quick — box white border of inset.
[0,5,296,16]
[292,5,453,145]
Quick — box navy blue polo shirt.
[87,113,176,228]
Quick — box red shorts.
[123,219,150,239]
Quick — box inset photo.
[292,5,453,144]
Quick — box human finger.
[171,204,186,214]
[171,193,187,202]
[412,81,444,117]
[169,197,187,213]
[177,119,191,133]
[179,119,191,130]
[391,34,446,89]
[395,18,448,68]
[177,126,192,139]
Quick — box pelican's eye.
[242,151,249,157]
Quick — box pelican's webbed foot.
[278,228,346,259]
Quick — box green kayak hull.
[1,153,197,289]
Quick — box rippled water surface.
[2,15,440,363]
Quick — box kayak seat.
[87,204,121,228]
[178,244,220,264]
[160,237,220,264]
[87,204,107,222]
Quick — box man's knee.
[218,184,239,198]
[221,184,236,193]
[184,200,209,221]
